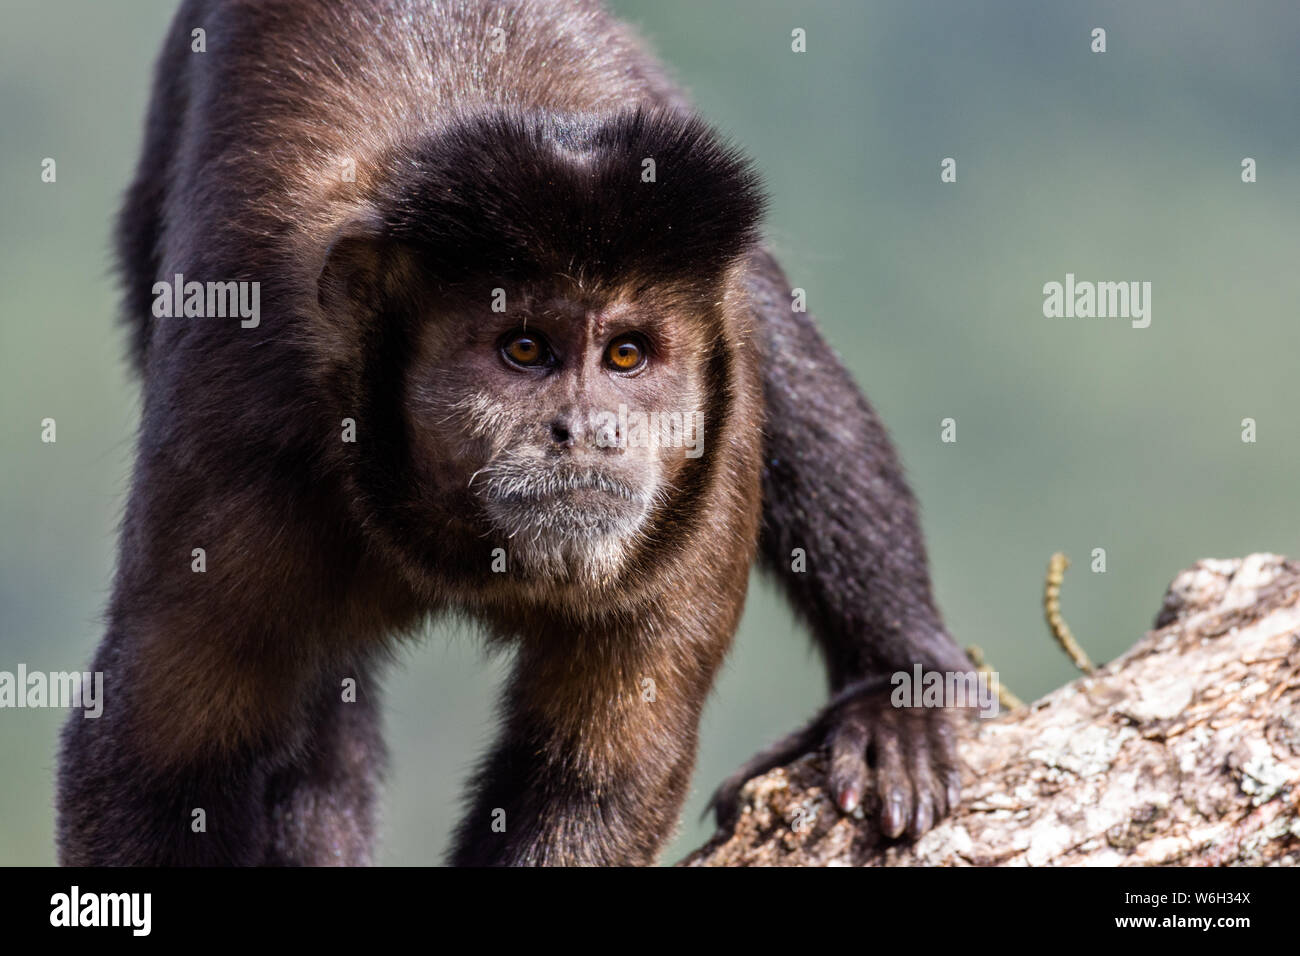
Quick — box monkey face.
[406,289,711,582]
[315,109,762,593]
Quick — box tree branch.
[684,554,1300,866]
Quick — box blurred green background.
[2,0,1298,866]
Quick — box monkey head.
[316,108,764,600]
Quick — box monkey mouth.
[475,463,641,509]
[473,462,653,568]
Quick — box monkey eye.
[501,331,552,369]
[605,334,646,372]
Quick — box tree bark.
[683,554,1300,866]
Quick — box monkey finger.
[827,718,870,814]
[705,773,747,830]
[945,768,963,817]
[910,789,935,839]
[925,713,964,816]
[871,716,913,839]
[904,725,938,838]
[705,719,825,828]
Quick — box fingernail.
[837,785,860,813]
[886,794,906,836]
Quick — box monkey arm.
[57,610,386,866]
[56,446,397,866]
[745,247,970,684]
[261,668,386,865]
[56,626,278,865]
[449,614,729,866]
[720,247,971,838]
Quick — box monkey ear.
[318,212,408,314]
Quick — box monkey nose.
[549,419,575,448]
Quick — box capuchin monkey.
[57,0,974,866]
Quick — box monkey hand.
[708,680,967,840]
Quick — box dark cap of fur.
[376,107,766,290]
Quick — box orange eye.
[606,336,645,372]
[503,333,548,367]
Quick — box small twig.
[1045,552,1095,674]
[966,644,1025,710]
